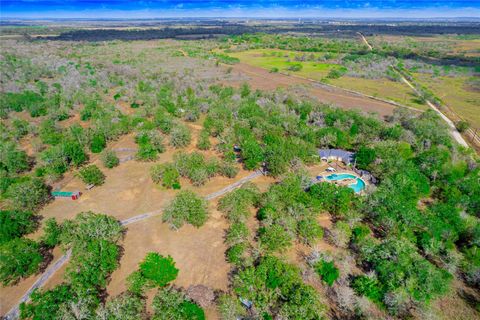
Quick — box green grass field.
[414,73,480,129]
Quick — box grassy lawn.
[226,49,340,79]
[414,73,480,129]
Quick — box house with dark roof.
[318,149,355,165]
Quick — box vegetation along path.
[4,169,263,320]
[358,33,469,148]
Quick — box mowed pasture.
[225,48,427,111]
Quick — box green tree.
[0,210,36,243]
[163,191,208,229]
[139,253,179,287]
[314,259,339,286]
[41,218,62,248]
[7,178,50,211]
[90,134,106,153]
[76,165,105,186]
[152,287,205,320]
[0,238,43,286]
[355,146,376,169]
[0,142,30,173]
[150,163,180,189]
[170,124,191,148]
[101,150,119,168]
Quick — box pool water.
[325,173,366,193]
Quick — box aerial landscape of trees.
[0,22,479,320]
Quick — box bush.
[7,178,50,211]
[170,124,191,148]
[101,150,119,168]
[152,287,205,320]
[352,275,383,303]
[163,190,208,229]
[226,243,248,266]
[90,134,106,153]
[197,130,211,150]
[0,238,43,286]
[41,218,62,248]
[77,165,105,186]
[297,218,324,245]
[287,63,303,71]
[218,183,260,222]
[0,210,36,243]
[0,142,30,173]
[259,225,293,252]
[226,222,249,246]
[150,163,181,189]
[314,259,339,286]
[127,270,148,295]
[455,120,469,133]
[135,130,165,161]
[217,294,246,320]
[139,253,179,287]
[96,293,145,320]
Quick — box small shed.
[52,191,81,200]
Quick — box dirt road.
[357,34,469,148]
[225,62,408,118]
[3,170,263,320]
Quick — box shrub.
[139,253,179,287]
[315,259,339,286]
[96,293,145,320]
[297,218,324,245]
[352,275,383,303]
[170,124,191,148]
[259,225,293,252]
[127,270,148,295]
[77,165,105,186]
[226,243,247,266]
[150,163,180,189]
[7,178,50,211]
[0,238,43,286]
[41,218,62,248]
[90,134,106,153]
[152,287,205,320]
[0,142,30,173]
[330,221,352,248]
[163,191,208,229]
[0,210,36,243]
[233,256,326,318]
[226,222,249,246]
[288,63,303,71]
[218,183,260,222]
[455,120,469,133]
[197,130,211,150]
[217,294,246,320]
[101,150,119,168]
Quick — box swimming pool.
[325,173,366,193]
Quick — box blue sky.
[2,1,480,18]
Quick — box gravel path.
[4,169,263,320]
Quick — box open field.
[226,48,428,111]
[413,73,480,129]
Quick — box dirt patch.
[106,203,231,297]
[222,63,400,118]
